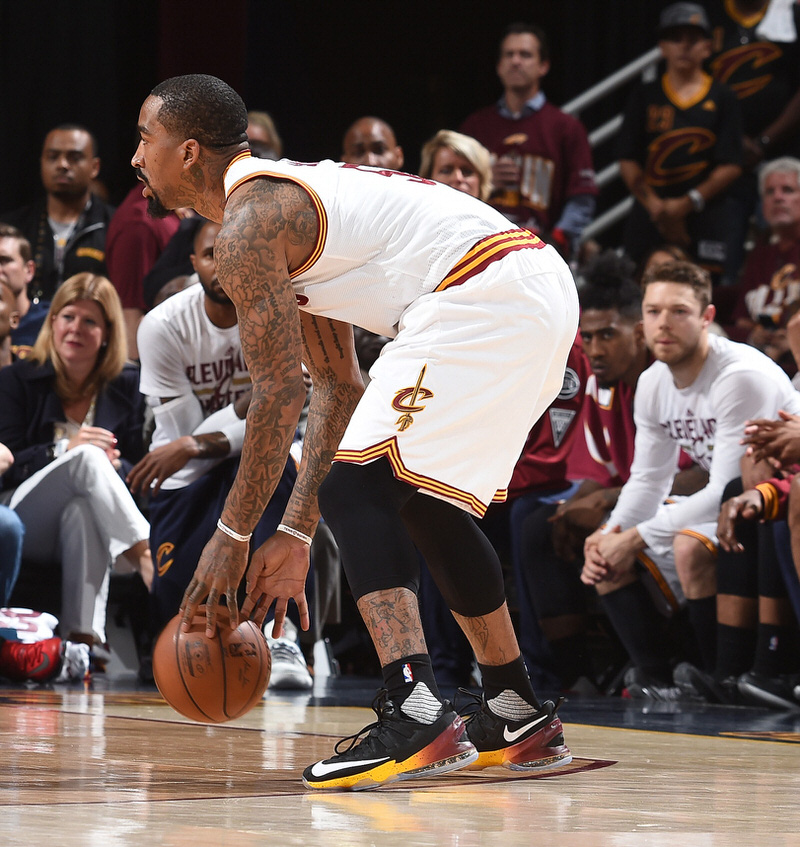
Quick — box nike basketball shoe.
[302,689,478,790]
[461,692,572,771]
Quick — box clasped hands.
[581,524,645,586]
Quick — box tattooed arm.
[242,311,363,635]
[180,178,312,635]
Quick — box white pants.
[9,445,150,643]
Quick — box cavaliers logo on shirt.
[392,365,433,431]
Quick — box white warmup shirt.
[137,279,252,489]
[607,333,800,553]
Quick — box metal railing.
[561,46,662,244]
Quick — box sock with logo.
[478,656,540,720]
[752,623,798,678]
[382,654,443,724]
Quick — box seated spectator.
[129,220,310,687]
[0,225,49,359]
[0,442,23,606]
[0,124,114,302]
[419,130,493,202]
[341,116,404,169]
[0,273,152,656]
[0,280,18,369]
[728,157,800,377]
[247,110,283,160]
[581,260,800,700]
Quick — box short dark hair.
[150,74,248,150]
[579,250,641,320]
[501,22,550,63]
[44,123,99,158]
[641,260,712,310]
[0,223,32,263]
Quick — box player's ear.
[702,303,716,327]
[183,139,200,167]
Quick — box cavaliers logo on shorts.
[392,365,433,431]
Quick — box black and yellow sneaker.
[460,692,572,772]
[302,689,477,791]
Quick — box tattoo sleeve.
[281,312,363,537]
[212,180,316,535]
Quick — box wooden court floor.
[2,676,799,847]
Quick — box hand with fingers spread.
[241,531,311,638]
[742,411,800,469]
[179,527,251,636]
[717,489,764,553]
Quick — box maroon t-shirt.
[106,186,180,310]
[460,102,597,233]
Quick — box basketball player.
[581,260,800,698]
[132,74,578,790]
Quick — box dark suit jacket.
[0,358,145,491]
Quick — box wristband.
[687,188,705,213]
[277,523,313,546]
[216,518,252,542]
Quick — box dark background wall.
[0,0,673,221]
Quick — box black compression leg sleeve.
[400,491,506,618]
[317,458,420,600]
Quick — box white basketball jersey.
[223,153,517,337]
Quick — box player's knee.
[673,533,716,597]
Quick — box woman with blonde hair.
[419,129,493,202]
[0,273,151,657]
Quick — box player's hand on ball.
[180,529,250,636]
[242,532,311,637]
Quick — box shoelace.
[269,641,305,665]
[333,689,392,754]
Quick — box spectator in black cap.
[616,1,743,285]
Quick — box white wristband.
[217,519,252,543]
[277,523,313,546]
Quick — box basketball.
[152,606,271,723]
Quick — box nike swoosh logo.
[309,756,391,778]
[503,713,549,743]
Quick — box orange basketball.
[152,607,271,723]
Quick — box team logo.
[549,408,576,448]
[558,367,581,400]
[156,542,175,577]
[646,128,716,186]
[392,365,433,431]
[711,42,780,99]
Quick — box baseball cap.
[657,2,711,37]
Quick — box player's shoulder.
[708,334,787,382]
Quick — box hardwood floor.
[2,676,799,846]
